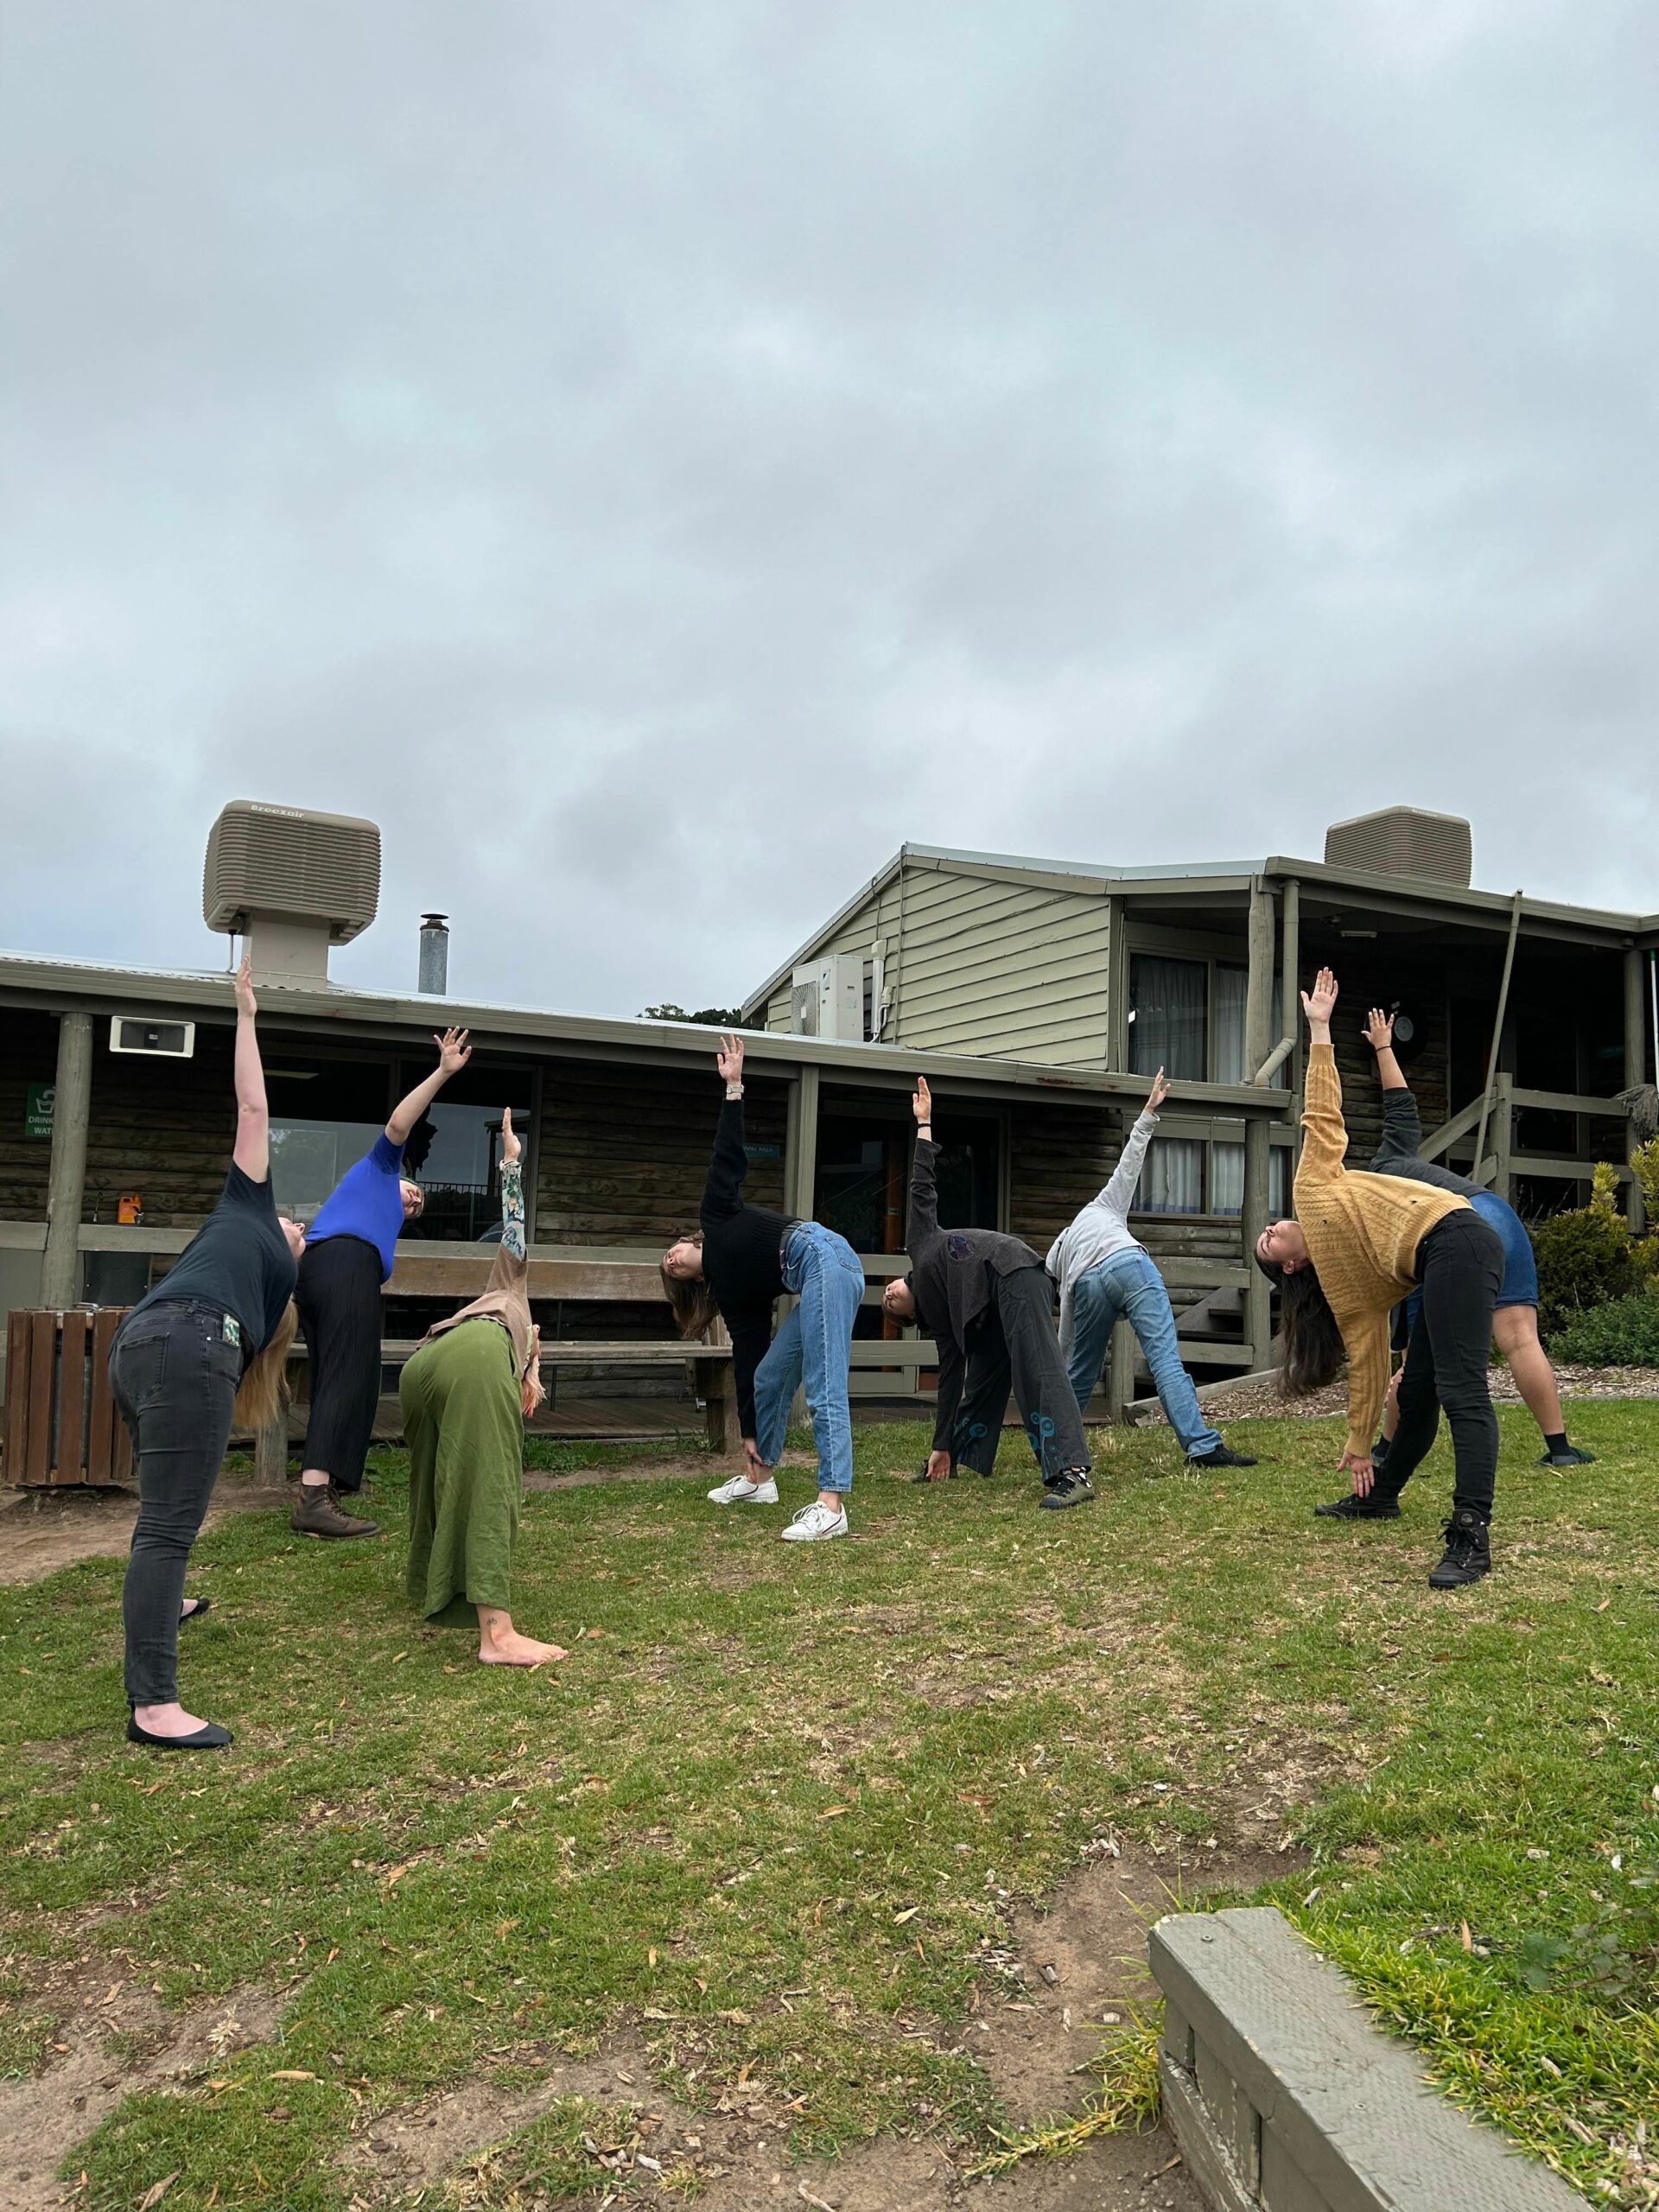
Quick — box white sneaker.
[707,1473,779,1505]
[779,1501,849,1542]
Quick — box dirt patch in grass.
[1138,1363,1659,1427]
[0,1953,279,2212]
[0,1483,294,1588]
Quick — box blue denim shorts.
[1395,1190,1537,1344]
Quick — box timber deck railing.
[1420,1076,1639,1218]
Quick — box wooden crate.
[3,1308,133,1488]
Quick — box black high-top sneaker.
[1427,1507,1491,1588]
[1313,1491,1400,1519]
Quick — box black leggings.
[1376,1210,1504,1520]
[110,1301,242,1707]
[296,1235,384,1491]
[949,1267,1092,1484]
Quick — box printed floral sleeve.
[500,1159,527,1261]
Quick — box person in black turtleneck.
[662,1035,865,1542]
[882,1077,1096,1510]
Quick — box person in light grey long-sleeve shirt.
[1046,1069,1258,1469]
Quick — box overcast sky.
[2,2,1655,1017]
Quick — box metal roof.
[0,945,1290,1114]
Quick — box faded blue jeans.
[1066,1249,1223,1460]
[752,1223,864,1493]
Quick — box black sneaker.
[1039,1469,1096,1510]
[1313,1491,1401,1520]
[1537,1445,1596,1468]
[1428,1508,1491,1588]
[1189,1443,1258,1469]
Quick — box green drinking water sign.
[25,1083,54,1140]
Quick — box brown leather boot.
[289,1482,380,1539]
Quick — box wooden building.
[742,811,1659,1238]
[0,951,1288,1436]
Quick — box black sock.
[1543,1431,1569,1456]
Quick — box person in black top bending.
[662,1036,865,1542]
[108,954,305,1749]
[882,1077,1096,1510]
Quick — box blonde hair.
[234,1300,297,1434]
[661,1231,720,1339]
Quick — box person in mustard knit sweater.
[1254,968,1506,1588]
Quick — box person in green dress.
[399,1107,566,1666]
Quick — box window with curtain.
[1212,964,1247,1084]
[1128,956,1206,1079]
[1136,1136,1205,1214]
[1207,1137,1292,1219]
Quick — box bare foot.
[132,1700,213,1738]
[479,1629,569,1667]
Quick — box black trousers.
[1376,1210,1504,1520]
[110,1301,242,1707]
[296,1235,384,1491]
[948,1266,1092,1484]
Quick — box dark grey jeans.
[110,1301,242,1707]
[949,1265,1092,1484]
[1375,1210,1505,1520]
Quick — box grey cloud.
[2,0,1655,1022]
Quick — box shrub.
[1550,1293,1659,1368]
[1531,1205,1639,1341]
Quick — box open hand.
[717,1033,745,1086]
[1301,967,1338,1027]
[435,1027,472,1077]
[1362,1007,1394,1052]
[1339,1447,1374,1497]
[923,1448,953,1482]
[233,950,257,1020]
[1146,1065,1170,1116]
[912,1076,933,1127]
[499,1104,521,1166]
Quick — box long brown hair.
[1254,1247,1346,1396]
[662,1231,720,1339]
[234,1300,297,1433]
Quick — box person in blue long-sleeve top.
[290,1029,473,1537]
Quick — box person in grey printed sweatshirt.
[1046,1068,1258,1471]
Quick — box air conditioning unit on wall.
[791,956,864,1042]
[110,1016,196,1058]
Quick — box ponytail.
[234,1300,298,1434]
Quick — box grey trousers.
[948,1266,1092,1484]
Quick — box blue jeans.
[752,1224,864,1493]
[1066,1249,1222,1459]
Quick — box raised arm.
[230,954,270,1181]
[1096,1069,1168,1221]
[700,1034,751,1225]
[1363,1007,1423,1163]
[1296,969,1350,1185]
[906,1077,941,1251]
[485,1108,529,1292]
[387,1028,471,1146]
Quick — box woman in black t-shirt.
[109,955,304,1749]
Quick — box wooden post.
[1243,882,1276,1084]
[41,1011,93,1311]
[1625,949,1649,1230]
[787,1065,819,1220]
[697,1319,740,1454]
[1242,1115,1272,1370]
[1279,879,1301,1138]
[1107,1319,1135,1422]
[1105,894,1131,1071]
[254,1414,289,1484]
[1490,1071,1514,1200]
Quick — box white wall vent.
[110,1016,196,1058]
[1324,806,1473,887]
[791,956,865,1042]
[203,800,382,984]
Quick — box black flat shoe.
[1190,1444,1258,1469]
[179,1598,211,1623]
[126,1717,233,1750]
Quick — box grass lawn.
[3,1401,1657,2209]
